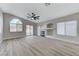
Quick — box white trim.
[46,36,79,45]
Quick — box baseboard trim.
[3,36,25,40]
[46,36,79,45]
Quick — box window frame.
[10,18,23,32]
[57,20,77,37]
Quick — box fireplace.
[40,31,45,37]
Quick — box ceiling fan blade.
[32,13,36,16]
[37,16,40,18]
[36,16,40,19]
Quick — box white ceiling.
[0,3,79,23]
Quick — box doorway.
[26,25,33,36]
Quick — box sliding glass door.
[26,25,33,36]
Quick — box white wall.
[0,10,3,33]
[0,9,3,42]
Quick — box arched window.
[10,18,23,32]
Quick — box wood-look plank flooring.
[0,36,79,56]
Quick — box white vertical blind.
[10,19,22,32]
[26,25,30,35]
[0,15,1,33]
[57,22,65,35]
[26,25,33,36]
[57,20,77,36]
[16,24,22,32]
[30,25,33,35]
[66,21,77,36]
[10,24,16,32]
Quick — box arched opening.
[47,23,53,36]
[47,23,53,28]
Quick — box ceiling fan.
[27,13,40,20]
[45,3,51,6]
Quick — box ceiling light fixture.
[44,3,51,6]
